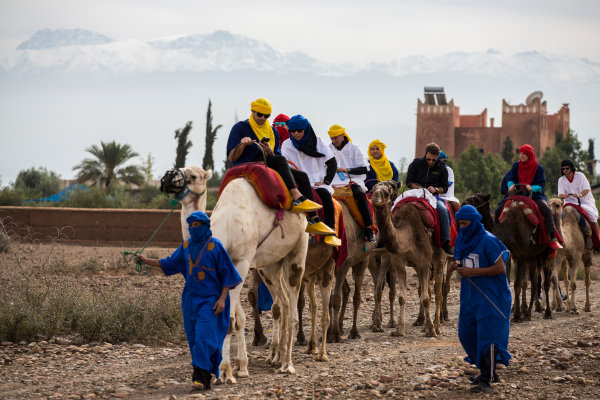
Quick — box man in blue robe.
[136,211,242,390]
[448,205,512,393]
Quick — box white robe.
[440,164,460,204]
[328,141,368,191]
[558,172,598,221]
[281,137,335,194]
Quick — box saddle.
[312,189,348,268]
[332,184,378,233]
[392,196,442,247]
[564,203,600,249]
[218,162,293,210]
[499,196,563,247]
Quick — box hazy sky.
[1,0,600,63]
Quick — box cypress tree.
[174,121,193,168]
[202,99,222,171]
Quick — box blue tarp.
[25,182,87,203]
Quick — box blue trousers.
[436,199,450,243]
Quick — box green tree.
[501,136,514,163]
[202,99,222,171]
[454,145,509,204]
[587,138,595,177]
[142,153,155,181]
[174,121,193,168]
[73,141,144,191]
[14,167,61,197]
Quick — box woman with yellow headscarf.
[366,139,399,192]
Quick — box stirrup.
[291,198,322,213]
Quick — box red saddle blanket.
[564,203,600,249]
[312,189,348,268]
[499,196,563,247]
[332,185,378,234]
[392,197,442,247]
[447,201,458,247]
[218,162,293,210]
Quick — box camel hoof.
[512,317,523,323]
[217,375,236,385]
[412,319,424,327]
[327,334,343,344]
[584,305,591,312]
[348,330,361,340]
[234,369,249,378]
[390,330,405,337]
[252,335,267,347]
[315,353,329,362]
[277,365,296,374]
[543,312,553,320]
[296,338,307,346]
[386,320,397,328]
[570,309,580,315]
[425,330,436,338]
[371,325,384,333]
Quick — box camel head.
[371,180,400,208]
[160,166,213,200]
[462,192,494,231]
[548,197,564,218]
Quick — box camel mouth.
[160,168,186,195]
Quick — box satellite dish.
[526,91,543,105]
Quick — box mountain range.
[3,28,600,84]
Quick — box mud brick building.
[414,87,570,158]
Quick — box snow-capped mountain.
[3,28,600,83]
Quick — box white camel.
[210,177,309,383]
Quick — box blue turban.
[186,211,212,244]
[454,205,486,260]
[287,114,325,158]
[438,150,448,160]
[287,115,310,131]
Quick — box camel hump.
[218,162,293,210]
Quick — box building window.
[480,149,484,154]
[515,148,519,154]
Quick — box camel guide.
[135,211,242,390]
[281,114,342,247]
[225,97,333,236]
[328,124,376,243]
[406,142,453,254]
[448,205,512,393]
[365,139,399,193]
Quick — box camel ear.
[204,170,213,181]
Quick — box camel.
[493,197,553,322]
[548,198,592,313]
[327,201,376,342]
[159,166,213,240]
[369,252,398,332]
[210,177,308,383]
[370,180,446,337]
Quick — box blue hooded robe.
[159,211,242,378]
[454,206,512,368]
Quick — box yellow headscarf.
[368,140,393,181]
[327,124,352,142]
[249,97,275,150]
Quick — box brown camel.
[493,198,553,322]
[369,252,398,332]
[370,180,446,337]
[327,202,376,342]
[548,198,592,313]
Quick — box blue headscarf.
[454,205,487,260]
[287,115,325,158]
[438,150,448,160]
[186,211,212,245]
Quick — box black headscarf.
[560,159,576,175]
[287,115,325,158]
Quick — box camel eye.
[191,175,197,180]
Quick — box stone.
[31,345,42,353]
[519,367,530,374]
[150,381,165,388]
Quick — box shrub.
[62,187,114,208]
[0,188,25,206]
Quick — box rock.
[322,388,338,396]
[31,345,42,353]
[576,340,592,347]
[496,363,506,370]
[553,377,566,383]
[464,368,479,375]
[379,374,396,383]
[554,362,569,370]
[519,367,530,374]
[150,381,165,388]
[168,395,177,400]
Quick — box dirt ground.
[1,244,600,400]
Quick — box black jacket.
[405,157,448,193]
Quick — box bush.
[0,188,25,206]
[62,187,114,208]
[14,167,62,198]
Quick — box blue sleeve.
[159,244,187,277]
[532,164,545,190]
[272,127,281,155]
[213,239,243,289]
[482,234,509,268]
[226,122,244,155]
[531,185,542,192]
[391,162,399,183]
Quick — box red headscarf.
[517,144,538,184]
[273,114,290,143]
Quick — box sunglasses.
[273,121,286,127]
[255,112,270,118]
[289,129,304,133]
[426,158,437,162]
[561,167,571,171]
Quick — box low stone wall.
[0,206,202,247]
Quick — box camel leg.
[550,256,564,311]
[348,261,368,339]
[387,260,397,328]
[543,261,553,319]
[583,252,591,312]
[568,257,581,315]
[526,263,537,320]
[316,261,335,362]
[279,256,305,375]
[413,283,425,326]
[369,255,384,332]
[391,256,407,337]
[339,277,351,336]
[296,283,307,345]
[327,264,348,343]
[432,253,445,335]
[249,269,268,347]
[305,275,319,355]
[417,263,435,337]
[513,261,524,323]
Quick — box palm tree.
[73,141,144,190]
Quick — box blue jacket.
[505,161,546,200]
[365,161,399,192]
[226,120,281,166]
